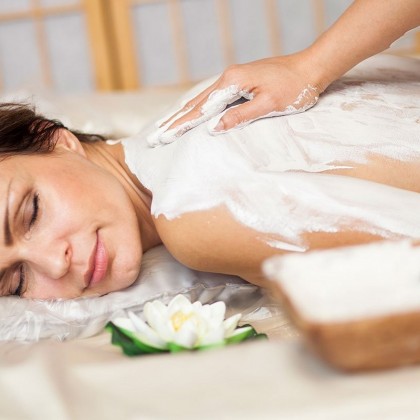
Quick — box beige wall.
[0,0,418,92]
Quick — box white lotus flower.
[112,294,254,351]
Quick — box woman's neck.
[82,140,162,252]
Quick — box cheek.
[46,163,127,224]
[42,156,143,290]
[110,221,143,285]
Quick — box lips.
[86,232,109,289]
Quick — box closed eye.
[13,265,25,297]
[13,193,39,295]
[29,193,39,229]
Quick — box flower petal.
[144,301,164,327]
[112,317,136,332]
[173,319,198,348]
[188,312,207,338]
[168,295,192,316]
[192,301,202,311]
[150,300,168,318]
[200,325,225,346]
[144,302,174,341]
[127,311,143,330]
[128,312,167,349]
[223,313,242,337]
[107,322,163,355]
[209,301,226,325]
[198,304,211,320]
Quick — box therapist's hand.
[179,53,319,130]
[148,51,321,146]
[147,0,420,147]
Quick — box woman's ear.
[55,129,87,157]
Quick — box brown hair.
[0,102,105,157]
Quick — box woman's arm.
[153,0,420,145]
[154,205,382,289]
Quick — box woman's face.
[0,134,142,299]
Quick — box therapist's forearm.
[306,0,420,91]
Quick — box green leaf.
[106,322,143,356]
[225,324,268,345]
[106,322,167,356]
[167,342,190,353]
[197,341,226,351]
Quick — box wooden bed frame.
[0,0,419,91]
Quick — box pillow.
[0,87,188,138]
[0,246,261,342]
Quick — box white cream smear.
[123,55,420,251]
[207,84,319,135]
[148,82,318,146]
[147,82,254,147]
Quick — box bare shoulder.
[153,205,283,287]
[154,205,385,287]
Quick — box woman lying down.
[0,59,419,300]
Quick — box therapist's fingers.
[159,81,219,128]
[211,95,271,132]
[166,95,213,131]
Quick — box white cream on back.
[122,55,420,251]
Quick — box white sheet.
[1,338,420,419]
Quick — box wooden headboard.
[0,0,418,92]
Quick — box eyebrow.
[3,181,12,247]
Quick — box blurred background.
[0,0,419,93]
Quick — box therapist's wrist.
[296,46,336,94]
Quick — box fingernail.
[214,120,224,132]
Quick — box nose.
[19,239,72,280]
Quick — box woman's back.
[122,54,420,259]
